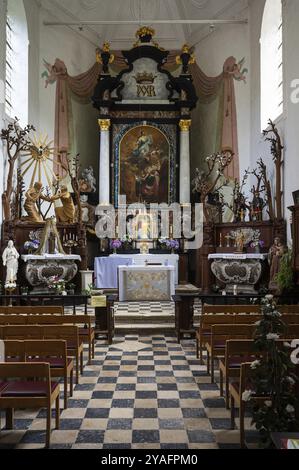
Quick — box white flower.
[242,390,253,402]
[250,360,261,370]
[266,333,280,341]
[286,404,295,414]
[285,376,295,386]
[265,401,272,408]
[265,295,274,301]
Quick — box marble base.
[211,258,263,294]
[80,270,94,291]
[22,255,81,288]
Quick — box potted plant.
[47,276,67,296]
[243,295,299,448]
[275,249,295,294]
[67,283,76,295]
[20,286,29,296]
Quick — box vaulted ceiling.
[40,0,248,49]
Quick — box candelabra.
[63,232,78,254]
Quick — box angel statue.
[2,240,20,284]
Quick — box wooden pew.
[223,329,299,412]
[23,340,74,410]
[219,339,263,409]
[206,323,256,383]
[26,315,95,364]
[196,304,261,362]
[197,313,262,361]
[1,325,83,384]
[0,362,60,448]
[0,314,95,365]
[42,326,83,385]
[0,306,64,315]
[4,339,73,409]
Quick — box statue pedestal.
[21,254,81,289]
[208,253,268,294]
[80,270,94,291]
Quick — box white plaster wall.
[39,7,99,174]
[194,20,251,183]
[248,0,299,240]
[24,0,40,128]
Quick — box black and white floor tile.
[0,332,259,449]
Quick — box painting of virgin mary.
[119,125,170,204]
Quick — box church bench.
[205,324,256,384]
[220,331,299,410]
[196,304,261,362]
[0,362,60,448]
[0,315,94,365]
[22,340,74,410]
[0,306,64,315]
[1,325,83,384]
[42,326,83,385]
[279,305,299,314]
[196,305,299,361]
[219,339,263,409]
[4,339,73,409]
[196,313,262,362]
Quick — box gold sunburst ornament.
[20,133,61,188]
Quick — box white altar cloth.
[208,253,268,261]
[118,265,175,302]
[95,254,179,288]
[22,254,81,262]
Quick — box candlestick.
[219,233,223,248]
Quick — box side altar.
[208,253,268,294]
[22,254,81,292]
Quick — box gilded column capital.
[98,119,111,131]
[179,119,192,132]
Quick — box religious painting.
[119,125,170,205]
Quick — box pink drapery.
[45,52,240,180]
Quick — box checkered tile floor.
[0,334,259,449]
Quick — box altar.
[94,254,179,289]
[208,253,268,294]
[118,265,175,301]
[22,254,81,290]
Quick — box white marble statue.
[2,240,20,284]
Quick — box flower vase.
[113,249,117,254]
[254,246,260,254]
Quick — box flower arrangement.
[5,281,16,290]
[110,239,122,251]
[158,238,180,252]
[24,231,41,253]
[249,240,265,249]
[47,275,66,295]
[242,295,299,448]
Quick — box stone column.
[98,119,111,204]
[179,119,191,204]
